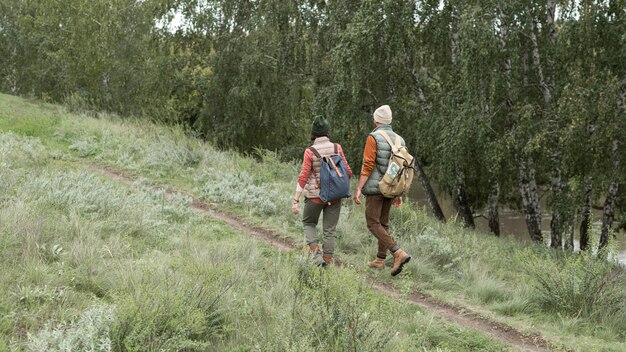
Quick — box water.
[408,183,626,265]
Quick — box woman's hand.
[354,188,363,205]
[292,201,300,215]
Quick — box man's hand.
[354,188,363,205]
[393,196,403,208]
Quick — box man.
[354,105,411,276]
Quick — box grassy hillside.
[1,93,625,351]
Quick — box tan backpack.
[377,131,415,198]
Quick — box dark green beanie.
[311,116,330,136]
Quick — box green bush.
[289,263,395,351]
[200,169,286,215]
[522,249,626,323]
[69,137,99,157]
[415,227,458,268]
[0,132,49,168]
[111,263,227,351]
[27,304,115,352]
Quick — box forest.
[1,0,625,249]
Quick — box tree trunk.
[497,9,513,108]
[529,23,552,104]
[519,157,543,242]
[449,7,474,229]
[579,175,593,250]
[545,0,557,90]
[403,53,446,223]
[580,109,597,251]
[549,172,564,248]
[600,148,619,250]
[514,36,543,243]
[565,210,575,251]
[530,15,565,248]
[453,170,475,229]
[600,76,626,249]
[483,80,500,236]
[488,180,501,236]
[415,161,446,222]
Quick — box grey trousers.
[302,198,341,255]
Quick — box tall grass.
[0,102,510,351]
[2,93,626,350]
[522,249,626,335]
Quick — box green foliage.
[521,249,626,331]
[291,264,395,351]
[111,261,227,351]
[416,228,458,269]
[0,132,49,167]
[69,137,99,157]
[197,148,296,216]
[200,169,284,215]
[4,93,626,351]
[2,0,626,236]
[27,304,115,352]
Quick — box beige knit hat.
[373,105,392,124]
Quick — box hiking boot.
[390,249,411,276]
[322,254,333,267]
[307,245,325,267]
[367,258,385,270]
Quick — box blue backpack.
[309,144,351,203]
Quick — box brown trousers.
[365,195,399,258]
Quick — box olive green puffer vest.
[362,125,405,196]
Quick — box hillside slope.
[1,93,625,351]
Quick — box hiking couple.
[291,105,412,276]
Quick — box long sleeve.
[360,135,377,177]
[297,148,314,189]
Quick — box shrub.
[69,137,98,157]
[200,169,285,215]
[27,304,115,352]
[144,137,202,169]
[522,249,626,320]
[415,227,458,268]
[111,263,227,351]
[0,132,48,168]
[289,263,395,351]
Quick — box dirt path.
[91,164,553,352]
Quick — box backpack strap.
[378,131,401,153]
[309,144,338,157]
[309,145,344,182]
[308,146,322,159]
[308,146,323,189]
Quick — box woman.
[292,116,352,267]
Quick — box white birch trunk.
[579,118,596,251]
[529,23,552,105]
[600,77,626,249]
[519,157,543,242]
[530,11,566,248]
[497,11,513,108]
